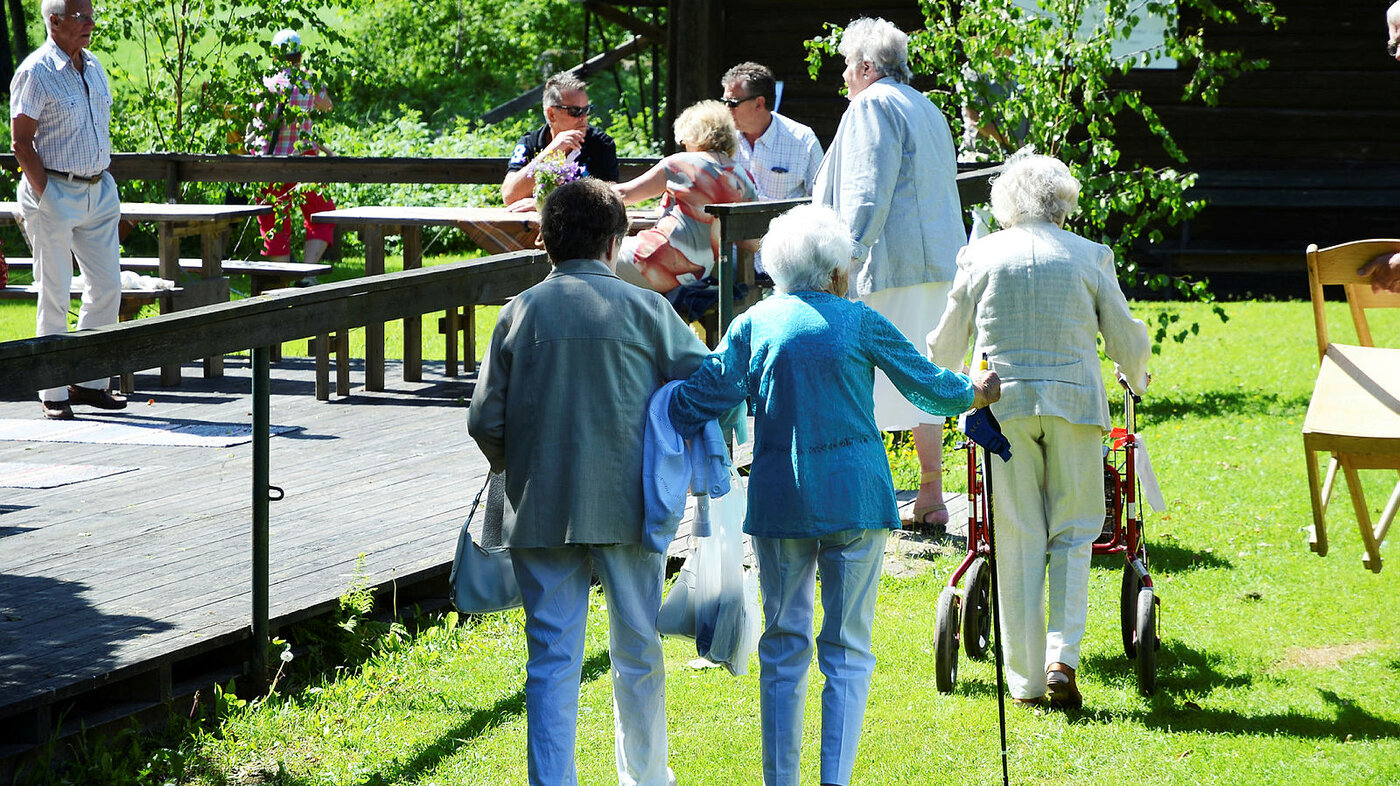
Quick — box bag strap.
[482,472,507,548]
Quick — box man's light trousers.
[19,172,121,401]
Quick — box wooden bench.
[4,257,331,295]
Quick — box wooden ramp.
[0,357,490,757]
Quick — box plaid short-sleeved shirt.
[245,69,326,157]
[9,39,113,177]
[733,112,823,200]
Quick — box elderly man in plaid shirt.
[11,0,127,420]
[721,62,824,200]
[247,28,335,268]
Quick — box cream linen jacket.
[813,78,965,296]
[927,221,1150,430]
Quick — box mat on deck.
[0,461,139,488]
[0,418,300,447]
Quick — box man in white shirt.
[721,62,823,200]
[11,0,125,419]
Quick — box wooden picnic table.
[310,205,659,392]
[0,201,272,384]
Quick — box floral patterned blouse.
[623,151,758,294]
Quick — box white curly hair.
[762,204,856,293]
[989,151,1081,227]
[838,17,913,84]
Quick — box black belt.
[44,168,104,185]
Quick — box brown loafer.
[1046,662,1083,710]
[68,385,127,410]
[1013,696,1047,709]
[41,399,74,420]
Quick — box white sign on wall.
[1011,0,1177,69]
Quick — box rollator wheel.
[961,557,992,661]
[1135,588,1158,696]
[1121,563,1143,659]
[934,586,961,694]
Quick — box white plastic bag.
[657,471,761,675]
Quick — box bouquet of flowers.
[531,151,585,205]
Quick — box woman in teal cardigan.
[669,204,999,786]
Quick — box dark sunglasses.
[722,95,759,109]
[552,104,592,118]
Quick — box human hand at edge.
[1359,253,1400,294]
[969,369,1001,409]
[545,128,586,156]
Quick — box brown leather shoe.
[41,399,74,420]
[68,385,127,410]
[1046,662,1083,710]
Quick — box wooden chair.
[1303,240,1400,572]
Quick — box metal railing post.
[250,345,271,692]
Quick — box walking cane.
[964,354,1012,785]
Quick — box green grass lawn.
[9,298,1400,785]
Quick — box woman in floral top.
[614,100,759,295]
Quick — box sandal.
[906,471,949,532]
[1046,663,1083,710]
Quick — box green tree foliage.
[808,0,1282,333]
[336,0,585,122]
[95,0,348,155]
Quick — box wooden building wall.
[668,0,1400,285]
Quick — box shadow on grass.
[1136,390,1310,420]
[307,647,615,786]
[1083,640,1251,698]
[1090,541,1232,575]
[1086,689,1400,742]
[1074,643,1400,741]
[1145,540,1233,573]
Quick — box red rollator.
[933,377,1161,698]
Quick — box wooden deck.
[0,353,968,761]
[0,357,492,755]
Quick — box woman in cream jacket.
[928,153,1150,709]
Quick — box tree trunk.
[7,0,26,62]
[0,1,13,91]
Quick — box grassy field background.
[6,296,1400,784]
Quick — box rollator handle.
[962,408,1012,462]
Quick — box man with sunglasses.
[11,0,126,419]
[502,72,619,208]
[721,62,823,200]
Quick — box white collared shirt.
[734,111,823,200]
[10,38,113,177]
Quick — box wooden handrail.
[0,153,659,198]
[0,250,548,392]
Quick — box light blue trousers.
[511,543,675,786]
[753,528,889,786]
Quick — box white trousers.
[754,528,888,786]
[18,172,121,401]
[857,282,951,431]
[987,415,1103,699]
[510,543,674,786]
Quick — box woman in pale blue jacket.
[670,205,999,786]
[814,16,968,532]
[928,154,1150,710]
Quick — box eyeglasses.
[61,10,99,24]
[722,95,759,109]
[551,104,592,118]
